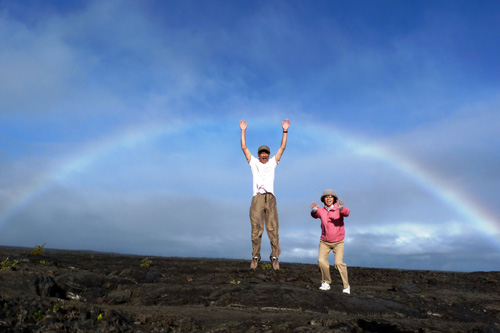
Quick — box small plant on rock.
[261,263,272,271]
[1,258,18,271]
[30,243,46,256]
[140,257,153,269]
[33,309,44,320]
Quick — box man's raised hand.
[282,119,290,131]
[240,120,248,131]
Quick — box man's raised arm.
[240,120,252,163]
[275,118,290,162]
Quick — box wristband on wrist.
[283,130,288,133]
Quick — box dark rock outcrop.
[1,246,499,332]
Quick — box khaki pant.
[318,240,349,288]
[249,193,281,260]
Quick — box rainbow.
[1,120,499,244]
[0,119,190,229]
[303,123,500,238]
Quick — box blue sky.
[1,0,499,272]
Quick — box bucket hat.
[320,189,338,203]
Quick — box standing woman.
[310,189,351,294]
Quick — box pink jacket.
[311,204,350,243]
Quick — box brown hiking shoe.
[250,257,259,270]
[271,257,279,270]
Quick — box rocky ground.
[1,246,499,332]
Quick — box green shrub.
[33,309,44,320]
[0,258,18,271]
[260,263,272,271]
[140,257,153,269]
[30,243,46,256]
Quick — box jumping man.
[240,119,290,270]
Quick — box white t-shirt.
[249,155,278,196]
